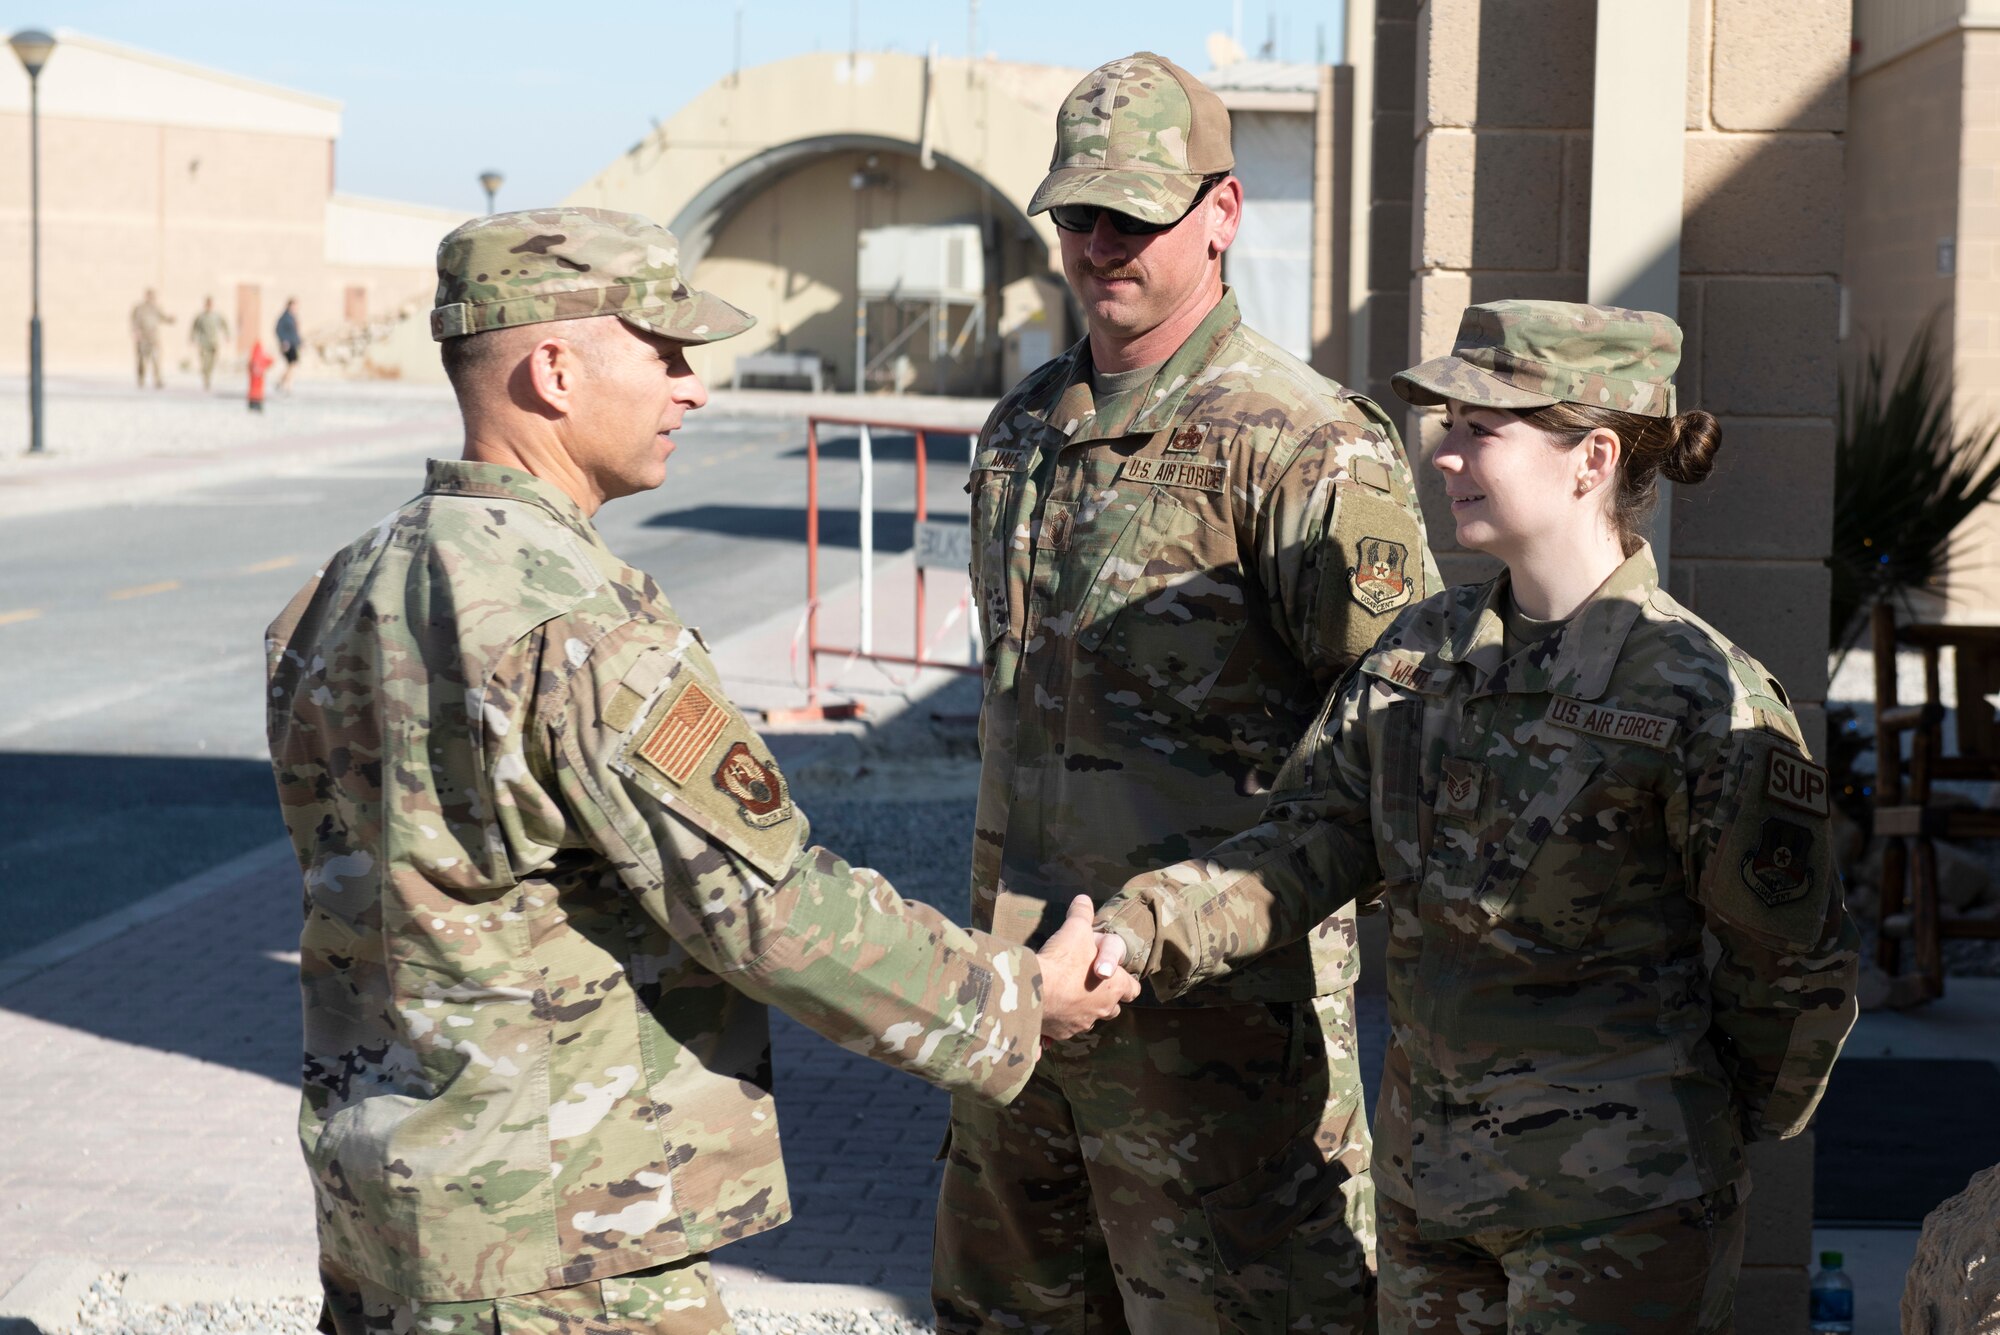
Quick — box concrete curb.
[0,1260,928,1329]
[0,837,296,995]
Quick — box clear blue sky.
[30,1,1344,213]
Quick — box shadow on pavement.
[782,430,975,464]
[640,503,965,552]
[0,752,286,958]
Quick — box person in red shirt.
[247,339,273,412]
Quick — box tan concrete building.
[1342,2,1848,1328]
[0,30,464,382]
[1846,0,2000,615]
[564,50,1348,395]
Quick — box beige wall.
[0,113,330,373]
[1845,21,2000,617]
[687,149,1051,395]
[0,34,451,383]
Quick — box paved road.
[0,403,973,956]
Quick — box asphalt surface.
[0,392,974,957]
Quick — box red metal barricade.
[770,414,979,724]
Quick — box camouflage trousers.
[135,341,162,388]
[934,991,1377,1335]
[318,1255,734,1335]
[1376,1184,1744,1334]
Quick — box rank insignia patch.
[1438,757,1484,820]
[1348,536,1414,615]
[1167,421,1210,453]
[636,679,730,784]
[713,741,791,827]
[1740,816,1816,906]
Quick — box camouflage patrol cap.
[1393,299,1682,418]
[1026,51,1234,225]
[430,207,754,345]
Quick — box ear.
[1207,177,1243,257]
[1578,426,1622,497]
[522,333,582,415]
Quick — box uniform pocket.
[1074,488,1246,712]
[1369,696,1429,888]
[1473,743,1639,949]
[1199,1088,1368,1274]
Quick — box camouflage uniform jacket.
[1099,546,1860,1234]
[970,288,1438,1004]
[266,460,1045,1302]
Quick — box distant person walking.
[189,297,230,391]
[274,299,302,393]
[247,339,272,413]
[130,289,173,389]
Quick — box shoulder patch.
[1546,696,1678,750]
[713,741,791,827]
[617,660,800,880]
[634,677,732,785]
[1766,749,1829,817]
[1740,816,1818,907]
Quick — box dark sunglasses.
[1049,175,1226,236]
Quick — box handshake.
[1033,894,1142,1041]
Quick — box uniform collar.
[1044,288,1243,446]
[423,458,607,550]
[1437,543,1658,699]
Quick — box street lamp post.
[10,28,55,457]
[479,170,504,215]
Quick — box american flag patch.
[636,680,730,784]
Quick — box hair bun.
[1661,410,1722,485]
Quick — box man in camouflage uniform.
[1096,302,1859,1332]
[934,52,1437,1335]
[265,207,1137,1335]
[131,288,172,389]
[189,296,230,391]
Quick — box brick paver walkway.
[0,827,1389,1299]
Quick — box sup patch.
[713,741,791,828]
[1740,817,1816,906]
[1766,750,1829,816]
[635,679,730,784]
[1348,536,1414,614]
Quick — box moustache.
[1083,264,1144,282]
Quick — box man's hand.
[1036,895,1140,1041]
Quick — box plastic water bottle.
[1810,1250,1854,1333]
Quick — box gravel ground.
[57,1272,937,1335]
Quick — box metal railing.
[785,414,980,720]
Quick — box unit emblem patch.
[1740,816,1816,906]
[635,680,730,784]
[1348,536,1414,614]
[713,741,791,827]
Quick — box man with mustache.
[935,51,1439,1335]
[265,207,1137,1335]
